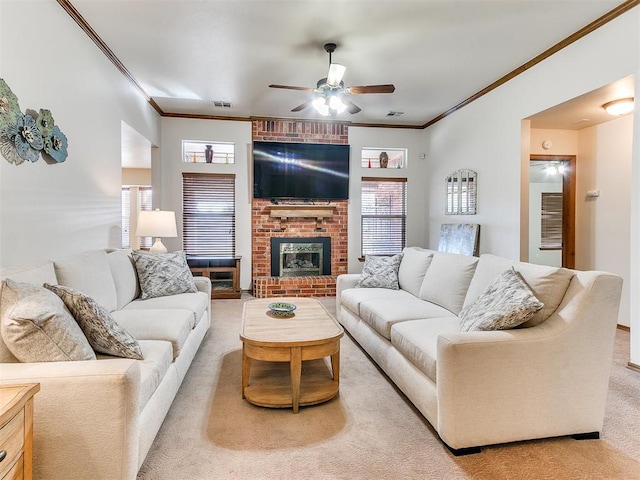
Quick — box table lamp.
[136,209,177,253]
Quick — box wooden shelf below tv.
[266,204,337,229]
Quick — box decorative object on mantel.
[0,78,69,166]
[205,144,213,163]
[445,168,477,215]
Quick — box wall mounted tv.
[253,141,350,200]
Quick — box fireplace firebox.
[270,237,331,277]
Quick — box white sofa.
[0,249,211,479]
[337,247,623,454]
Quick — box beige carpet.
[138,296,640,479]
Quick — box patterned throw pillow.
[44,283,143,359]
[0,279,96,362]
[131,250,198,300]
[459,267,544,332]
[356,254,403,289]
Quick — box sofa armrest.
[0,359,141,480]
[336,274,360,315]
[436,272,622,450]
[193,276,212,297]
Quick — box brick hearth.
[251,119,349,298]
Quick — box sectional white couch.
[337,247,623,454]
[0,249,211,479]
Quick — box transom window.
[361,177,407,256]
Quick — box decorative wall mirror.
[445,169,477,215]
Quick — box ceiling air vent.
[212,101,232,108]
[386,111,404,117]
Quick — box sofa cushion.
[341,288,416,317]
[459,268,544,331]
[398,247,435,297]
[107,249,140,310]
[0,262,58,285]
[131,250,198,300]
[463,254,574,327]
[356,254,403,289]
[1,279,95,362]
[112,309,193,359]
[123,291,209,328]
[53,250,118,313]
[419,252,479,314]
[360,297,454,340]
[45,284,143,360]
[390,317,461,382]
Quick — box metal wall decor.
[445,169,477,215]
[0,78,68,166]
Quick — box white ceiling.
[68,0,630,127]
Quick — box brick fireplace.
[251,119,349,298]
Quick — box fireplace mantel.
[267,204,337,230]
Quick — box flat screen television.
[253,141,350,200]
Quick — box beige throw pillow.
[0,279,95,362]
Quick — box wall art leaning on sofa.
[0,78,68,166]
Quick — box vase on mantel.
[379,151,389,168]
[205,145,213,163]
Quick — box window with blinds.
[182,173,236,257]
[541,192,563,249]
[121,186,153,248]
[361,177,407,256]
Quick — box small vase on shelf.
[205,145,213,163]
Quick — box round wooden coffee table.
[240,297,344,413]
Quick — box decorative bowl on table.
[267,302,296,317]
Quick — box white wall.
[530,129,578,156]
[424,9,638,264]
[576,115,634,326]
[0,1,160,266]
[347,127,429,273]
[159,118,253,289]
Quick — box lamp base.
[149,238,168,253]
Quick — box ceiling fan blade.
[327,63,346,87]
[346,84,396,94]
[342,99,361,114]
[291,100,313,112]
[269,84,316,92]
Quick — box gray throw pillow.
[356,254,403,289]
[0,279,95,362]
[44,283,143,360]
[131,250,198,300]
[459,268,544,332]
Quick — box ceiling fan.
[269,43,395,116]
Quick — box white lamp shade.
[136,210,177,238]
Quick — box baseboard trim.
[627,361,640,373]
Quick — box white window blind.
[182,173,236,257]
[121,186,152,249]
[361,177,407,256]
[541,192,563,249]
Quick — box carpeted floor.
[137,296,640,479]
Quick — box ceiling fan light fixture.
[312,97,330,116]
[329,95,347,114]
[327,63,346,87]
[603,97,634,116]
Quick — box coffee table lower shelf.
[243,359,339,409]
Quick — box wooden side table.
[187,256,242,299]
[0,383,39,480]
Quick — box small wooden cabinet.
[0,383,39,480]
[188,256,241,299]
